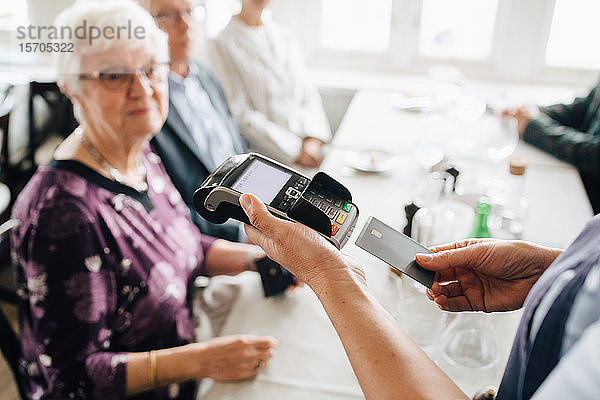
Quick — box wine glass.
[483,116,518,163]
[474,115,519,200]
[447,93,487,124]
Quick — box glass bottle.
[469,197,492,238]
[489,157,528,239]
[411,172,451,245]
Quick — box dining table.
[195,90,594,399]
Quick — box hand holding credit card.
[355,217,436,288]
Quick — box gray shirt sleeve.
[531,318,600,400]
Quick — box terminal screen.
[232,160,292,204]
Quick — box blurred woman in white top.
[209,0,331,169]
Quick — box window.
[545,0,600,70]
[320,0,392,52]
[201,0,274,38]
[203,0,241,38]
[0,1,29,28]
[201,0,599,85]
[419,0,498,60]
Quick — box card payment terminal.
[193,153,359,248]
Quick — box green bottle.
[469,197,492,238]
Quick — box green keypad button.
[342,202,352,213]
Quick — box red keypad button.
[331,224,340,236]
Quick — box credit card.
[355,216,436,288]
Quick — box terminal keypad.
[303,187,353,239]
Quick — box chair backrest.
[0,218,26,400]
[28,81,76,161]
[0,85,17,184]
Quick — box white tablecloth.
[197,90,593,399]
[198,273,363,400]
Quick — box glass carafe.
[438,313,499,397]
[411,172,473,247]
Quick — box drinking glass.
[381,268,406,320]
[397,288,447,357]
[438,313,499,397]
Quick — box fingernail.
[239,194,251,210]
[415,253,433,262]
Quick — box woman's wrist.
[306,257,367,298]
[204,241,265,275]
[177,343,206,379]
[538,246,563,271]
[515,241,563,273]
[312,268,372,320]
[155,343,206,383]
[127,344,205,395]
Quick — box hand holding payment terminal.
[193,153,359,249]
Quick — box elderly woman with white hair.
[10,1,278,399]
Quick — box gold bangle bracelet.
[149,350,158,388]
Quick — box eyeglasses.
[79,62,170,91]
[152,6,198,27]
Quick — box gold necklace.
[75,128,148,192]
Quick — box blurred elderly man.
[139,0,248,242]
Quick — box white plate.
[345,150,399,173]
[392,95,435,113]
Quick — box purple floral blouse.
[11,146,216,400]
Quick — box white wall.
[6,0,596,136]
[26,0,74,27]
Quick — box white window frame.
[270,0,599,86]
[0,1,30,32]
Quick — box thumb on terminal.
[239,193,277,237]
